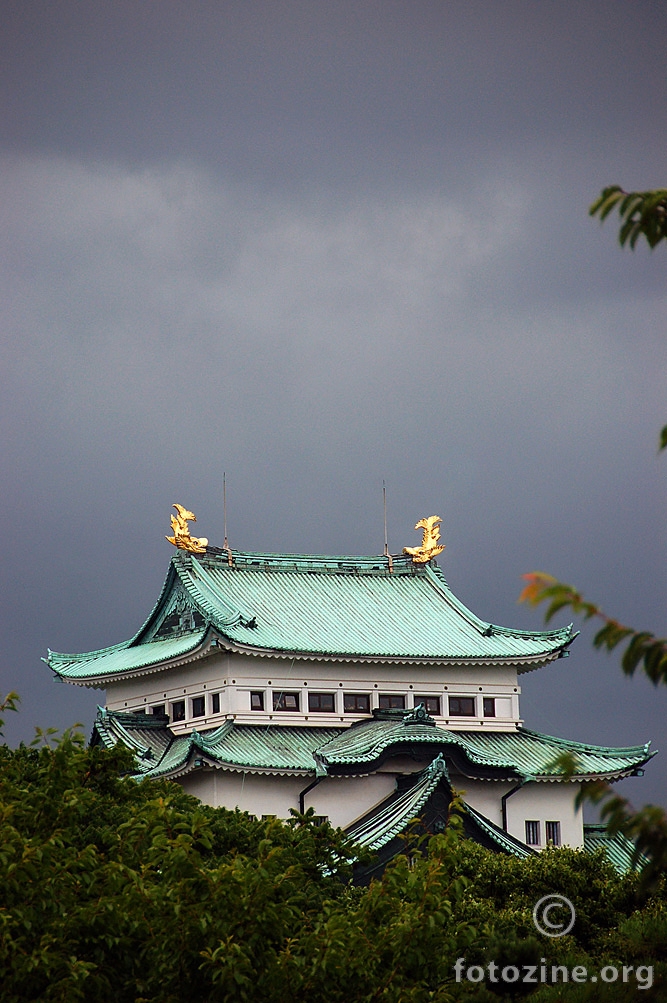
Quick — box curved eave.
[424,563,573,646]
[50,631,568,685]
[317,724,654,781]
[47,629,214,686]
[211,634,570,668]
[155,757,311,781]
[519,726,654,765]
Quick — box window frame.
[483,697,496,717]
[308,692,336,713]
[545,820,561,846]
[448,695,476,717]
[343,692,371,714]
[211,692,220,714]
[414,695,441,716]
[378,694,406,711]
[171,700,186,723]
[191,695,205,718]
[250,691,265,711]
[272,691,300,712]
[525,820,541,846]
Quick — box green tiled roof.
[315,717,653,781]
[93,708,173,763]
[187,724,344,774]
[343,755,535,859]
[47,548,574,680]
[93,708,344,778]
[583,824,648,874]
[347,755,449,849]
[47,630,209,681]
[92,709,652,784]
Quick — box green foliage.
[586,788,667,896]
[0,715,665,1001]
[590,186,667,249]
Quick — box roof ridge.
[424,563,573,644]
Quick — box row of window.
[152,692,222,722]
[525,820,561,846]
[152,692,507,722]
[255,692,501,716]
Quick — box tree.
[1,694,663,1001]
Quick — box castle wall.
[460,778,584,849]
[105,647,522,731]
[177,768,396,829]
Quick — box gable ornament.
[403,515,445,564]
[165,504,209,554]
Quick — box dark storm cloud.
[3,2,667,185]
[1,2,665,806]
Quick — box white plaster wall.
[306,774,398,829]
[105,647,523,732]
[453,778,583,849]
[455,778,510,829]
[173,765,583,850]
[179,769,306,817]
[506,782,583,849]
[178,768,398,828]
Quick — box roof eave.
[211,635,569,668]
[50,631,216,686]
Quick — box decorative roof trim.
[165,760,311,780]
[210,635,566,668]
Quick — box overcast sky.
[1,1,666,808]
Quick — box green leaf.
[659,426,667,453]
[591,185,667,249]
[621,632,654,676]
[643,641,667,684]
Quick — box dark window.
[273,691,300,712]
[211,693,220,714]
[448,696,475,717]
[343,693,370,713]
[525,820,540,846]
[191,696,205,718]
[171,700,186,722]
[250,691,264,711]
[378,694,406,710]
[545,821,561,846]
[414,696,441,716]
[152,704,166,717]
[311,815,329,826]
[308,692,335,712]
[483,697,496,717]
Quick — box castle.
[46,509,652,870]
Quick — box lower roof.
[346,754,535,859]
[92,707,653,783]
